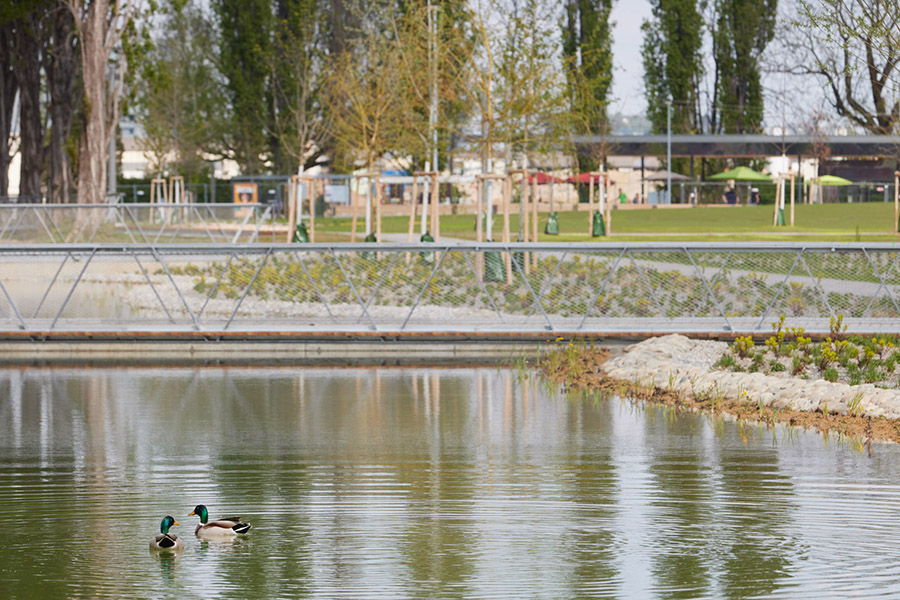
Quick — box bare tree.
[65,0,142,203]
[326,25,403,173]
[269,4,331,173]
[794,0,900,134]
[448,0,566,174]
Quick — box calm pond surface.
[2,365,900,598]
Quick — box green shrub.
[715,353,736,369]
[823,368,839,383]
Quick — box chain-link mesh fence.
[0,204,272,244]
[2,243,900,335]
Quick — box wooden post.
[375,174,382,243]
[475,176,483,243]
[409,176,419,241]
[150,178,168,204]
[604,172,612,235]
[522,172,530,274]
[309,178,317,242]
[430,173,439,241]
[350,175,360,242]
[789,173,795,227]
[168,175,184,205]
[287,175,298,242]
[531,177,538,267]
[549,177,555,213]
[503,174,512,284]
[521,172,529,243]
[895,171,900,234]
[588,175,595,235]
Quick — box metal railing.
[2,242,900,335]
[0,203,272,244]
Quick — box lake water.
[2,365,900,598]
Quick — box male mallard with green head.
[150,516,184,551]
[188,504,252,538]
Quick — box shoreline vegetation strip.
[539,330,900,445]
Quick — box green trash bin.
[419,231,435,264]
[293,221,309,243]
[484,246,505,282]
[512,236,525,271]
[592,211,606,237]
[361,231,377,260]
[544,211,559,235]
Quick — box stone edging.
[602,334,900,419]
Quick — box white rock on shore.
[602,334,900,419]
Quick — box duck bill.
[187,511,195,516]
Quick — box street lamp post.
[666,99,672,204]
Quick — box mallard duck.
[150,516,184,551]
[188,504,252,538]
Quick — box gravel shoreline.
[603,334,900,419]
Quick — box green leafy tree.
[711,0,777,134]
[326,22,404,173]
[392,0,473,171]
[269,0,331,174]
[213,0,272,174]
[137,0,223,180]
[562,0,614,172]
[641,0,704,134]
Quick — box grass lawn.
[309,202,900,242]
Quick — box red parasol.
[565,173,614,185]
[526,172,562,185]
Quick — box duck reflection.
[151,550,181,582]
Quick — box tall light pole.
[428,1,439,174]
[666,98,672,204]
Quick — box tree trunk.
[0,21,17,199]
[75,0,109,204]
[45,7,78,203]
[16,14,46,202]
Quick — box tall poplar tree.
[214,0,271,174]
[562,0,614,172]
[641,0,704,134]
[269,0,329,174]
[712,0,777,133]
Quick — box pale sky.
[609,0,654,114]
